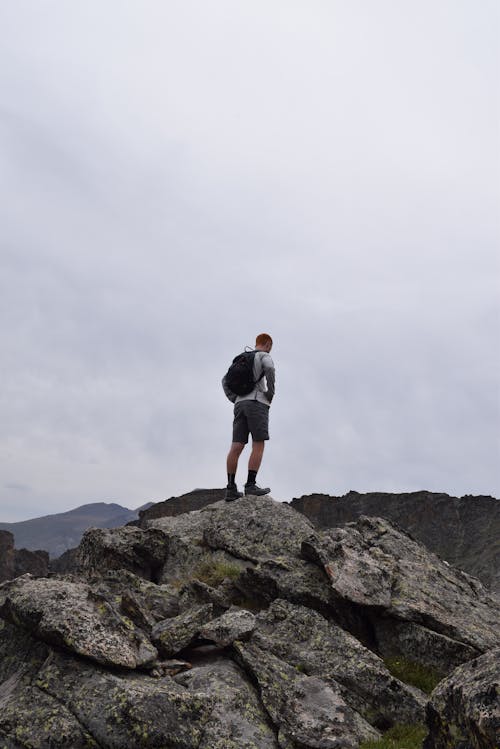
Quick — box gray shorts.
[232,400,270,443]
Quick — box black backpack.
[224,350,265,396]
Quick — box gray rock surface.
[0,575,158,669]
[152,604,214,658]
[0,529,49,583]
[290,490,500,594]
[78,525,169,580]
[249,599,427,727]
[425,648,500,749]
[302,516,500,659]
[174,657,279,749]
[200,606,256,646]
[234,640,379,748]
[1,494,499,748]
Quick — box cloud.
[0,1,498,520]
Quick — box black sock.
[247,470,257,485]
[227,473,236,487]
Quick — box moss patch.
[360,723,427,749]
[384,656,442,694]
[192,560,241,587]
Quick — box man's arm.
[261,353,275,403]
[222,375,237,403]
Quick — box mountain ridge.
[0,501,153,558]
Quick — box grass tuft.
[384,656,442,694]
[360,723,427,749]
[193,560,241,587]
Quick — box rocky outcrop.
[0,529,49,582]
[425,648,500,749]
[77,525,169,580]
[291,491,500,594]
[0,530,15,581]
[49,546,80,574]
[0,576,158,669]
[139,488,226,523]
[302,516,499,670]
[0,495,499,748]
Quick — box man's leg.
[227,442,245,475]
[248,440,265,472]
[225,442,245,501]
[245,440,270,496]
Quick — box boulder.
[234,639,380,748]
[0,620,98,748]
[14,546,49,578]
[0,575,157,669]
[77,525,168,581]
[0,529,49,582]
[290,491,500,594]
[139,488,226,524]
[425,648,500,749]
[302,516,500,667]
[32,644,215,748]
[93,568,181,623]
[0,530,15,581]
[151,603,215,658]
[202,496,316,563]
[199,606,256,646]
[174,657,279,748]
[249,598,426,728]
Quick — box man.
[222,333,275,501]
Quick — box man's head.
[255,333,273,353]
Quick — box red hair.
[255,333,273,347]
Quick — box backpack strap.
[252,350,266,384]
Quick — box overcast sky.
[1,1,498,522]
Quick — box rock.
[147,504,253,587]
[177,578,237,611]
[302,516,500,665]
[374,618,479,675]
[236,556,336,618]
[13,547,49,579]
[249,599,426,729]
[0,530,15,581]
[139,488,226,524]
[77,525,168,581]
[203,496,316,563]
[152,658,192,677]
[200,607,256,646]
[33,646,214,748]
[234,639,380,748]
[425,648,500,749]
[157,496,336,618]
[0,575,158,669]
[96,568,181,622]
[0,529,49,582]
[2,492,499,748]
[174,657,279,748]
[0,620,98,748]
[151,603,215,658]
[49,546,80,574]
[290,491,500,594]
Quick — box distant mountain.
[0,502,153,559]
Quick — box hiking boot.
[225,485,243,502]
[244,483,271,496]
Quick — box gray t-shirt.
[222,351,275,407]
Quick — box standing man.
[222,333,275,501]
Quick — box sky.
[0,1,499,522]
